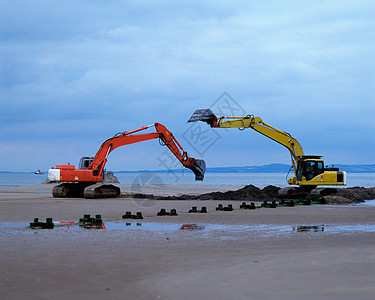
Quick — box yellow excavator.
[188,109,346,197]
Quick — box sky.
[0,0,374,172]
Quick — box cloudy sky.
[1,0,374,173]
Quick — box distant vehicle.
[34,170,43,174]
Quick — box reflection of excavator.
[48,123,206,198]
[188,109,346,196]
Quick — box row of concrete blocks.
[240,198,326,209]
[29,214,104,229]
[157,208,178,216]
[122,211,144,219]
[79,214,103,224]
[30,198,326,229]
[29,217,54,229]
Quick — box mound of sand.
[130,185,375,204]
[335,187,375,202]
[195,185,280,201]
[103,172,120,183]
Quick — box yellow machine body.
[188,110,346,188]
[288,158,346,187]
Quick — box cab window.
[304,161,324,180]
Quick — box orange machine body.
[49,123,204,183]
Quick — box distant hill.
[115,163,375,173]
[205,163,291,173]
[206,164,375,173]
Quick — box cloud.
[1,0,374,171]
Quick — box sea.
[1,172,375,188]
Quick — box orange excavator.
[48,123,206,198]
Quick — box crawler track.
[52,183,120,199]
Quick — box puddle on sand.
[1,222,375,235]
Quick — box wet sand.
[1,184,375,299]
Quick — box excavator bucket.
[189,159,206,181]
[187,109,217,126]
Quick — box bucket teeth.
[187,109,217,124]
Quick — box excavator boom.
[188,109,304,172]
[48,123,206,198]
[188,109,346,190]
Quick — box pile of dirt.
[323,195,355,204]
[194,186,375,203]
[150,185,375,204]
[103,172,120,183]
[196,185,280,201]
[151,185,281,201]
[334,187,375,202]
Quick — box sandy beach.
[1,184,374,300]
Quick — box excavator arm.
[87,126,159,179]
[48,123,205,198]
[87,123,205,181]
[154,123,206,179]
[188,109,345,189]
[188,109,304,173]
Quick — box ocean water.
[0,172,374,188]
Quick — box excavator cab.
[78,157,94,170]
[296,156,324,181]
[293,156,346,187]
